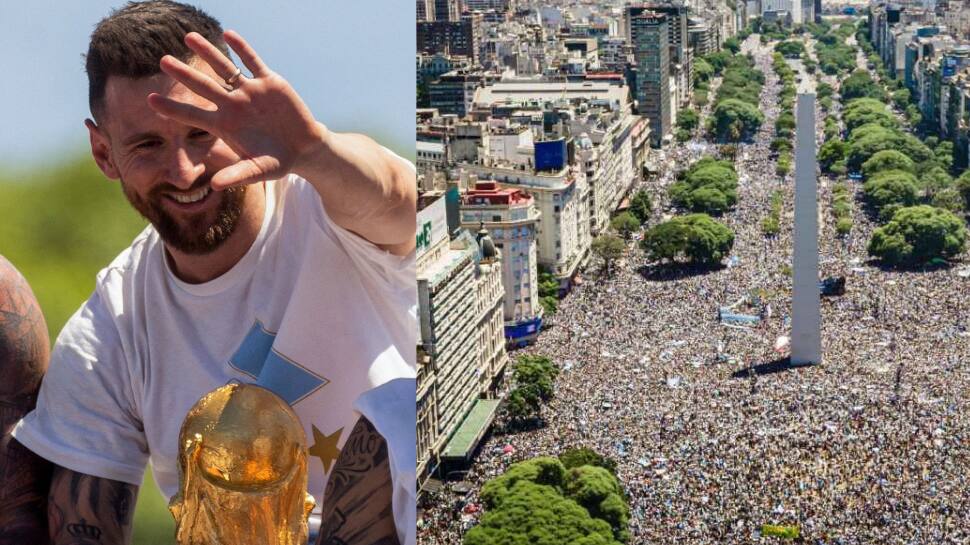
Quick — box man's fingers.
[159,55,230,103]
[147,93,219,129]
[211,157,278,189]
[224,30,270,78]
[184,32,242,83]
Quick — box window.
[493,215,502,222]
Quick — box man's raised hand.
[147,30,327,189]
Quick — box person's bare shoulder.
[0,255,49,399]
[0,254,52,544]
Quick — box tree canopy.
[468,455,630,545]
[628,190,652,224]
[841,70,886,102]
[774,40,805,58]
[642,214,734,265]
[862,170,921,220]
[868,205,967,266]
[669,159,738,214]
[861,150,915,178]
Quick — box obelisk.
[791,93,821,366]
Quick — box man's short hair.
[86,0,229,121]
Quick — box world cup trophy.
[169,383,316,545]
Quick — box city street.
[420,33,970,545]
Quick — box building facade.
[630,10,671,147]
[461,181,543,344]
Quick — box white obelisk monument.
[791,93,821,366]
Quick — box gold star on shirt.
[308,425,343,474]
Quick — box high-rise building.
[417,11,484,64]
[416,192,508,486]
[417,0,435,21]
[641,3,693,108]
[630,10,671,147]
[461,181,543,345]
[429,70,486,117]
[434,0,461,22]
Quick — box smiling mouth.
[168,186,211,204]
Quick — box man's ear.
[85,118,120,180]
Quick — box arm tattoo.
[48,466,138,545]
[316,417,400,545]
[0,255,52,544]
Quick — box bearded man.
[8,2,417,544]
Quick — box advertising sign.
[417,196,448,259]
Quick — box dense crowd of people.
[418,34,970,545]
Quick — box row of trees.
[708,53,765,142]
[821,29,969,266]
[813,23,858,76]
[761,190,783,237]
[466,449,629,545]
[771,51,798,176]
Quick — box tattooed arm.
[48,466,137,545]
[316,417,401,545]
[0,255,51,544]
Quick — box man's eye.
[136,141,160,150]
[190,130,211,139]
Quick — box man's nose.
[166,146,205,189]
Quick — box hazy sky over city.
[0,1,414,169]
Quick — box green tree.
[506,386,543,423]
[564,466,630,542]
[642,214,734,265]
[677,108,700,131]
[629,190,652,224]
[560,448,618,475]
[921,166,953,199]
[846,124,933,171]
[774,40,805,57]
[836,216,853,237]
[956,170,970,209]
[592,235,625,274]
[861,150,915,178]
[711,99,764,139]
[892,88,911,110]
[470,458,626,545]
[841,70,886,101]
[724,36,741,54]
[868,205,967,266]
[538,268,560,315]
[775,112,796,138]
[610,212,640,239]
[934,140,954,172]
[817,81,834,99]
[862,170,920,219]
[514,354,558,401]
[931,187,964,213]
[693,57,714,82]
[819,139,847,172]
[843,98,898,132]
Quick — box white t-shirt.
[14,171,417,545]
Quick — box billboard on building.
[535,138,567,171]
[943,56,958,78]
[417,195,449,259]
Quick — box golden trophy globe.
[169,383,316,545]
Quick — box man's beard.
[121,175,247,255]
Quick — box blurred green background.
[0,157,176,543]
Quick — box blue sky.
[0,1,414,169]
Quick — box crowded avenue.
[419,32,970,545]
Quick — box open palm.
[147,30,326,189]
